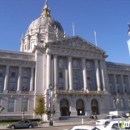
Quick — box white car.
[67,125,94,130]
[96,115,125,125]
[93,120,130,130]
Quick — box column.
[17,66,22,91]
[54,55,58,89]
[68,57,73,90]
[30,67,34,91]
[82,58,87,90]
[4,65,9,91]
[127,75,130,93]
[94,59,101,91]
[46,54,51,89]
[121,75,125,94]
[99,60,106,91]
[113,74,118,93]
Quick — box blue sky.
[0,0,130,64]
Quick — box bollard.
[82,118,84,124]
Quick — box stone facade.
[0,3,129,120]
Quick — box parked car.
[96,115,125,125]
[68,125,94,130]
[7,120,38,129]
[93,120,130,130]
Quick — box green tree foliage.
[33,95,46,121]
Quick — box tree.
[33,94,46,121]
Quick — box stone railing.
[8,91,16,94]
[54,89,105,95]
[21,91,29,94]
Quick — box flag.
[85,88,89,93]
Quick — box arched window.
[76,99,85,115]
[60,99,69,116]
[91,99,99,115]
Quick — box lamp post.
[22,108,25,121]
[49,83,53,126]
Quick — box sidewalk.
[0,120,96,129]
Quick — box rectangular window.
[73,72,77,79]
[23,70,28,78]
[59,72,63,78]
[21,99,28,112]
[8,98,15,112]
[0,69,3,77]
[87,84,91,90]
[10,83,15,91]
[22,85,28,91]
[58,83,63,90]
[0,82,2,91]
[116,76,119,83]
[87,73,90,80]
[11,72,15,77]
[73,83,78,90]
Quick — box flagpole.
[72,23,75,36]
[94,31,97,46]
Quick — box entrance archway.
[91,99,99,115]
[60,99,69,116]
[76,99,85,115]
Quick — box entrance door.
[76,99,85,116]
[91,99,99,115]
[60,99,69,116]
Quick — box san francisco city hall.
[0,2,130,120]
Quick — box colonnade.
[46,54,108,91]
[2,65,34,92]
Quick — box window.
[8,98,15,112]
[11,72,15,77]
[22,99,28,112]
[73,83,78,90]
[87,84,91,90]
[59,72,63,78]
[58,83,63,90]
[0,82,2,91]
[10,83,15,91]
[87,73,90,80]
[22,86,27,91]
[108,75,111,83]
[23,70,28,78]
[116,76,119,83]
[123,76,127,84]
[73,72,77,79]
[0,69,3,77]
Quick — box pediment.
[49,36,106,54]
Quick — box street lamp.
[22,108,25,121]
[49,83,53,126]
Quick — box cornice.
[46,47,104,60]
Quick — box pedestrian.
[95,115,97,120]
[91,115,94,121]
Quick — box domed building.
[0,2,130,121]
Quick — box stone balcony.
[54,89,105,95]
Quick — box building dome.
[27,4,64,33]
[28,17,64,32]
[20,3,65,53]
